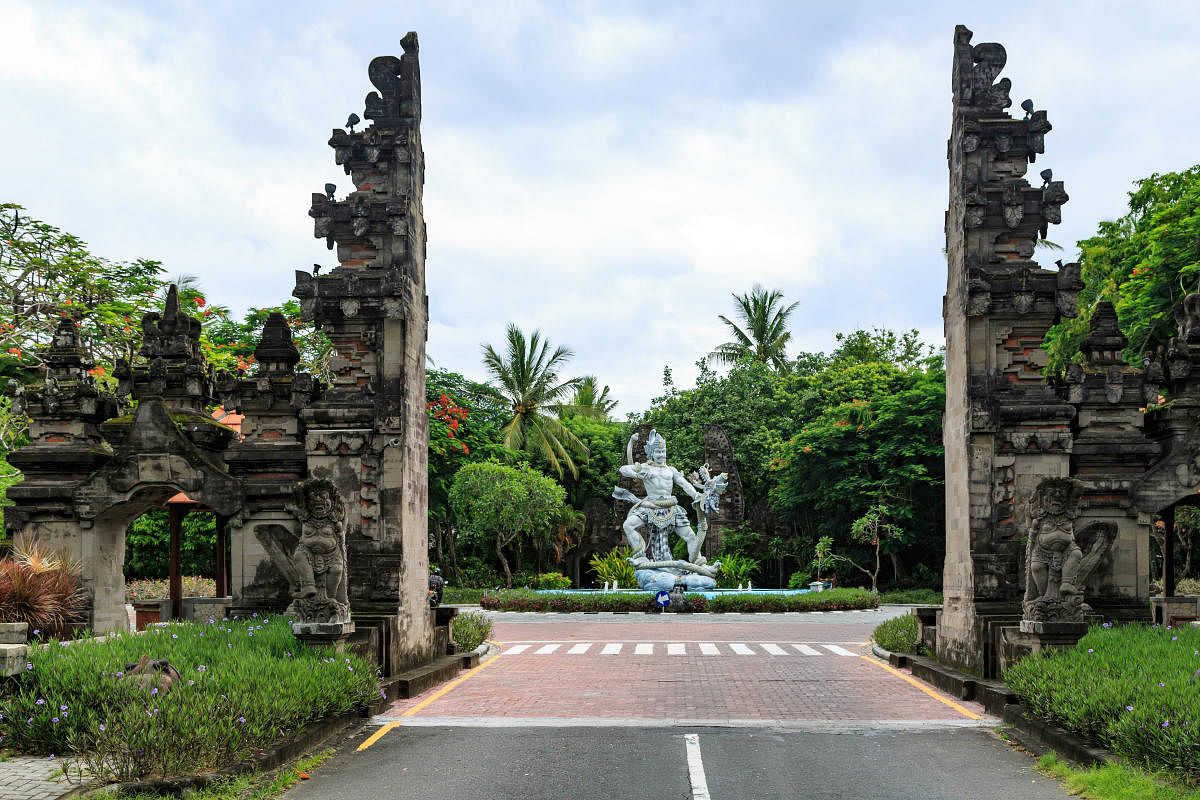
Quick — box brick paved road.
[284,609,1073,800]
[381,609,987,726]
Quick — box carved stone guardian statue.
[290,477,351,625]
[1021,478,1116,623]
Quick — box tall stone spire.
[291,33,432,673]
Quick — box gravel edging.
[868,643,1118,769]
[62,708,364,798]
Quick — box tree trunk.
[497,536,513,588]
[889,551,908,585]
[446,522,462,584]
[434,516,444,569]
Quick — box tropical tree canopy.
[481,323,588,478]
[565,375,617,420]
[707,285,799,371]
[1044,165,1200,373]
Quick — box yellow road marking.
[357,646,504,752]
[858,654,983,720]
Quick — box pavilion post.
[169,504,186,620]
[1163,504,1177,598]
[215,514,228,598]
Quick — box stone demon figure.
[290,477,350,624]
[1022,477,1116,622]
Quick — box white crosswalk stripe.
[503,642,861,658]
[823,644,858,656]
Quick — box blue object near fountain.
[655,591,671,607]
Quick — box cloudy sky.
[4,1,1200,414]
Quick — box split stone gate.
[5,34,434,675]
[940,25,1200,676]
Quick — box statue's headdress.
[644,429,667,461]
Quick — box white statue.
[613,429,726,591]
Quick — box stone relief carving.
[1022,478,1116,622]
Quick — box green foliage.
[1005,624,1200,780]
[715,552,758,588]
[480,588,707,613]
[588,545,637,589]
[1035,750,1200,800]
[449,460,567,587]
[707,285,799,371]
[442,587,486,604]
[1044,165,1200,372]
[878,588,943,605]
[566,375,617,419]
[872,613,921,654]
[0,617,378,780]
[830,328,934,370]
[786,571,811,590]
[0,558,86,639]
[123,510,220,580]
[534,572,572,590]
[202,300,332,380]
[481,323,587,478]
[705,588,878,613]
[450,610,494,652]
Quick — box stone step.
[433,624,450,657]
[434,606,458,627]
[393,654,462,699]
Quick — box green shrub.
[480,589,708,613]
[124,576,217,601]
[872,613,921,654]
[451,610,494,652]
[124,511,219,579]
[442,587,486,605]
[454,556,502,589]
[0,616,378,781]
[476,588,877,614]
[1004,624,1200,780]
[787,571,811,590]
[715,553,759,589]
[706,588,878,613]
[534,572,572,590]
[878,588,942,605]
[588,545,636,589]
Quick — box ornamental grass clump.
[1004,623,1200,780]
[451,610,494,652]
[0,615,379,782]
[0,536,87,639]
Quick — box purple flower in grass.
[99,724,105,731]
[35,699,44,706]
[60,705,67,711]
[1160,682,1166,687]
[172,634,179,639]
[239,716,246,723]
[1088,649,1094,653]
[52,717,59,724]
[1163,720,1171,728]
[26,663,32,670]
[1126,705,1135,711]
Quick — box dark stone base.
[292,621,355,653]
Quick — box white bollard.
[748,581,753,591]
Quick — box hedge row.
[1004,623,1200,780]
[478,588,879,613]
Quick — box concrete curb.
[872,646,1119,769]
[61,709,363,798]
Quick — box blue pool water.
[532,588,813,600]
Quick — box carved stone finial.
[138,284,202,361]
[253,312,301,376]
[953,26,1011,114]
[1175,290,1200,345]
[1080,301,1128,366]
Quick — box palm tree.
[706,285,799,371]
[482,323,589,478]
[563,375,618,420]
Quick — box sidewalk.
[0,754,73,800]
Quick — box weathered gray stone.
[0,642,30,676]
[0,621,29,644]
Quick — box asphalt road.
[282,608,1074,800]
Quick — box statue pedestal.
[999,620,1089,674]
[292,620,356,653]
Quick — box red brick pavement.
[380,616,987,723]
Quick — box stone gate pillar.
[294,33,432,674]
